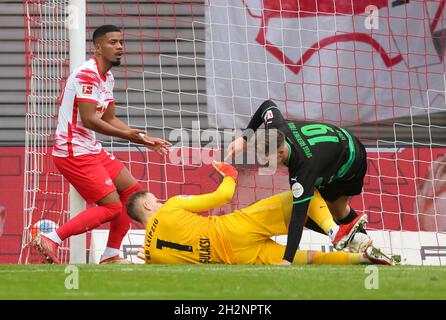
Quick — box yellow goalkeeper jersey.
[143,177,237,264]
[143,176,332,265]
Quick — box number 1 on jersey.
[156,239,193,252]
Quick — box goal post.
[67,0,87,264]
[21,0,87,264]
[21,0,73,264]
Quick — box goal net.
[21,0,446,265]
[21,0,71,263]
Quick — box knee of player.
[103,202,122,219]
[120,182,143,199]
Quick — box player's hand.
[125,128,150,144]
[212,161,238,181]
[140,135,172,155]
[225,137,247,162]
[125,129,171,155]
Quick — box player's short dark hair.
[92,24,121,44]
[126,190,148,223]
[258,128,286,156]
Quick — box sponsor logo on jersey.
[105,151,116,160]
[263,110,274,122]
[179,195,192,199]
[291,182,304,198]
[105,178,113,186]
[82,85,93,95]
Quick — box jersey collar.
[92,56,108,82]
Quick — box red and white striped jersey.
[52,56,115,157]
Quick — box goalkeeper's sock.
[306,190,339,239]
[312,251,362,265]
[106,183,143,249]
[305,217,340,241]
[56,202,122,241]
[45,231,62,245]
[305,217,327,235]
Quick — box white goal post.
[67,0,87,264]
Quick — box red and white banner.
[205,0,446,128]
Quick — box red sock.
[106,183,143,249]
[56,202,122,241]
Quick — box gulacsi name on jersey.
[199,238,211,263]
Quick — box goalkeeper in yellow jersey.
[126,162,396,265]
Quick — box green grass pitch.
[1,264,445,300]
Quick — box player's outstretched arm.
[175,161,238,213]
[282,201,309,264]
[78,100,139,139]
[245,99,285,133]
[81,101,171,155]
[226,100,287,161]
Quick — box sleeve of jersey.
[283,167,317,262]
[283,200,310,262]
[173,177,236,213]
[243,100,287,140]
[73,69,100,104]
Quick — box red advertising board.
[0,146,444,263]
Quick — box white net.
[204,0,446,265]
[21,0,70,263]
[22,0,446,265]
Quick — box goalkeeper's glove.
[212,161,238,181]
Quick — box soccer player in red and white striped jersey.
[32,25,171,264]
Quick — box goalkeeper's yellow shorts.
[215,190,327,264]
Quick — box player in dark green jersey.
[227,100,372,264]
